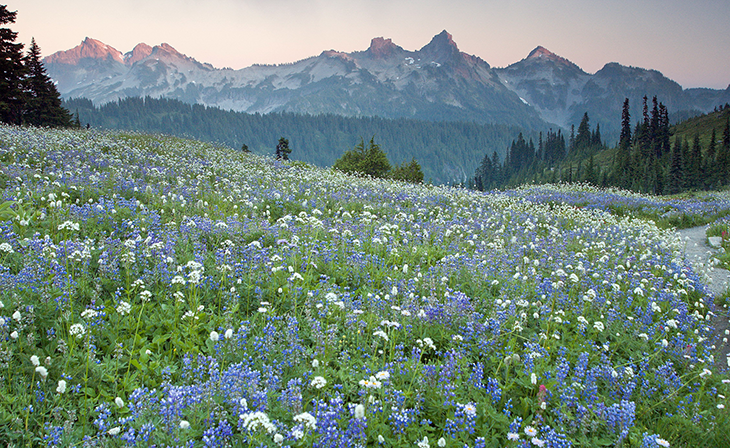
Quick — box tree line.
[472,97,730,195]
[64,96,526,185]
[473,112,604,190]
[613,98,730,194]
[0,5,72,127]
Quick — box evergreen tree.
[619,98,632,150]
[0,5,25,125]
[360,137,391,178]
[705,128,717,188]
[719,118,730,185]
[591,123,602,147]
[22,38,72,127]
[584,155,598,185]
[574,113,592,152]
[668,137,684,194]
[275,137,291,160]
[689,134,703,190]
[333,136,391,179]
[615,99,633,188]
[569,125,575,153]
[390,158,424,184]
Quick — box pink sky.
[11,0,730,89]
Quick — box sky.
[10,0,730,89]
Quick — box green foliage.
[22,38,73,127]
[390,158,424,184]
[0,9,72,127]
[0,5,26,125]
[62,96,525,185]
[473,98,730,196]
[2,126,730,446]
[334,137,390,178]
[275,137,291,160]
[334,137,424,183]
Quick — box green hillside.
[63,97,528,186]
[475,102,730,195]
[672,106,730,148]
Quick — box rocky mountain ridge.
[45,32,730,139]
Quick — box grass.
[0,125,729,447]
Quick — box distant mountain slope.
[46,33,729,140]
[495,48,730,140]
[64,96,528,185]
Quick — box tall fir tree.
[574,113,592,152]
[720,118,730,185]
[275,137,291,160]
[705,128,717,188]
[0,5,25,124]
[688,134,703,190]
[615,98,632,187]
[668,137,684,194]
[23,38,73,127]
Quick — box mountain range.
[45,31,730,140]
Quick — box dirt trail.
[677,226,730,367]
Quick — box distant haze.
[12,0,730,90]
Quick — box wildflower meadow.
[1,124,730,447]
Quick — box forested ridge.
[473,98,730,195]
[64,97,527,185]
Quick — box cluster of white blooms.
[310,376,327,389]
[373,330,389,341]
[358,376,382,389]
[116,301,131,315]
[354,404,365,419]
[380,320,401,329]
[293,412,317,430]
[240,411,276,433]
[57,220,80,231]
[416,338,436,350]
[69,323,86,338]
[80,309,98,319]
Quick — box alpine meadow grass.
[1,125,730,447]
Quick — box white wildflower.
[240,411,277,433]
[310,376,327,389]
[69,323,86,338]
[293,411,317,430]
[354,403,365,419]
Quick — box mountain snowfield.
[44,31,730,137]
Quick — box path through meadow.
[678,225,730,366]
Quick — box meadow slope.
[1,125,730,447]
